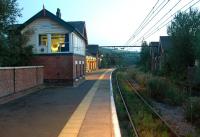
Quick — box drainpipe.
[13,67,15,93]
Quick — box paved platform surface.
[78,70,113,137]
[58,69,114,137]
[0,69,116,137]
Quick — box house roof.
[68,21,87,41]
[86,44,99,56]
[68,21,85,35]
[8,24,21,31]
[159,36,172,52]
[86,51,95,57]
[19,8,87,41]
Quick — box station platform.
[0,69,120,137]
[58,69,121,137]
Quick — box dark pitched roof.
[87,44,99,56]
[8,24,21,31]
[68,21,87,40]
[86,51,95,57]
[19,8,87,41]
[159,36,172,51]
[68,21,85,35]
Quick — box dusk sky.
[18,0,200,49]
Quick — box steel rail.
[115,74,139,137]
[127,79,180,137]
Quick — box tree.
[1,29,34,66]
[140,41,150,71]
[193,32,200,84]
[0,0,33,67]
[0,0,21,45]
[195,32,200,62]
[0,0,22,32]
[167,8,200,79]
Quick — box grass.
[113,70,171,137]
[126,66,200,136]
[112,71,136,137]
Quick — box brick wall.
[32,55,73,81]
[31,54,86,84]
[0,69,14,97]
[0,66,43,98]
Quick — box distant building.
[86,44,99,72]
[159,36,172,55]
[159,36,172,70]
[18,7,88,85]
[149,36,172,71]
[149,42,159,71]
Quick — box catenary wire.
[131,0,199,45]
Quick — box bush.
[194,67,200,86]
[165,86,186,105]
[146,77,186,105]
[0,29,33,67]
[127,67,151,87]
[127,67,187,105]
[147,77,168,101]
[184,97,200,127]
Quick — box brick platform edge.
[0,85,45,105]
[110,69,121,137]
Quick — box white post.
[47,34,51,53]
[69,33,74,53]
[35,32,39,54]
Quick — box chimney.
[56,8,61,18]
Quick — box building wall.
[22,17,70,53]
[86,56,97,72]
[72,33,86,56]
[31,54,85,84]
[21,17,86,56]
[0,66,43,98]
[73,55,86,79]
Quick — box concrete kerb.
[110,69,121,137]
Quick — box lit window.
[39,34,47,46]
[51,34,69,52]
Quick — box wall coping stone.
[0,66,44,70]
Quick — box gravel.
[152,101,199,137]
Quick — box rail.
[127,79,180,137]
[115,74,139,137]
[114,69,181,137]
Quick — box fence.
[0,66,43,98]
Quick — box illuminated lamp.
[51,44,59,52]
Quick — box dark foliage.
[100,48,139,68]
[167,8,200,79]
[0,0,33,67]
[139,41,151,71]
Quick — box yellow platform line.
[58,70,108,137]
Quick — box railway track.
[114,72,180,137]
[115,73,139,137]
